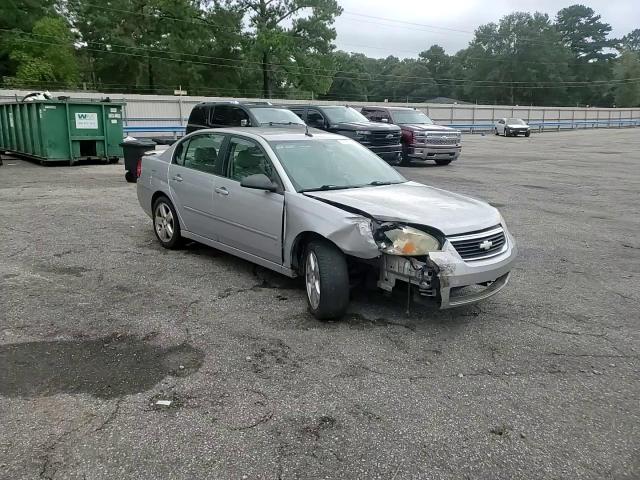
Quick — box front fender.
[283,193,380,268]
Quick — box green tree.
[6,16,79,88]
[0,0,56,81]
[234,0,342,98]
[419,45,454,98]
[67,0,244,94]
[621,29,640,52]
[613,49,640,107]
[461,12,571,105]
[555,4,616,106]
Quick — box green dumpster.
[0,99,124,165]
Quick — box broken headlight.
[375,225,441,256]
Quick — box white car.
[495,118,531,137]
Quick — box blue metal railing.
[122,118,640,136]
[446,118,640,133]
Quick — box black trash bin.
[120,138,156,183]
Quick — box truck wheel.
[400,149,411,166]
[304,240,349,320]
[435,160,452,166]
[152,196,183,249]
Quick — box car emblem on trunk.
[479,240,493,250]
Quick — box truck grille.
[370,131,401,146]
[449,226,507,260]
[425,135,459,145]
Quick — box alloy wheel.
[305,251,321,310]
[154,202,174,243]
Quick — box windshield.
[251,108,305,126]
[322,106,369,124]
[269,138,406,192]
[507,118,526,125]
[391,110,434,125]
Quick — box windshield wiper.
[301,184,356,193]
[367,180,401,186]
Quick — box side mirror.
[240,173,277,192]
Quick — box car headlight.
[375,225,441,256]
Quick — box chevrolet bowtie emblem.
[479,240,493,250]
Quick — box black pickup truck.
[286,105,402,163]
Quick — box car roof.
[195,102,285,109]
[363,106,416,111]
[192,126,343,141]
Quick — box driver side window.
[227,137,276,183]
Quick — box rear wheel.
[153,196,182,249]
[304,240,349,320]
[435,159,452,166]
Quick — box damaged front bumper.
[377,233,516,309]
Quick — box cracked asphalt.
[1,128,639,479]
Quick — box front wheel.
[525,131,531,137]
[304,240,349,320]
[399,149,412,166]
[153,196,182,249]
[435,159,452,166]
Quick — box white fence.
[2,89,639,137]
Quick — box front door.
[212,136,284,264]
[168,133,226,240]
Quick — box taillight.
[136,158,142,178]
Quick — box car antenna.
[305,124,313,137]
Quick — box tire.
[125,171,137,183]
[304,240,349,320]
[504,128,510,137]
[399,148,411,166]
[525,131,531,137]
[435,159,452,166]
[152,196,182,249]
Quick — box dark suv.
[361,106,461,166]
[186,102,305,134]
[286,105,402,163]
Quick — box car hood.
[399,124,459,133]
[332,121,400,132]
[305,181,501,235]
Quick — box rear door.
[211,135,284,264]
[168,133,227,240]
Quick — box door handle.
[172,175,183,182]
[215,187,229,196]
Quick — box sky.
[333,0,639,58]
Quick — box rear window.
[251,108,305,126]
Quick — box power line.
[6,30,637,88]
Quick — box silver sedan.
[137,128,516,319]
[495,118,531,137]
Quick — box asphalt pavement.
[0,128,638,479]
